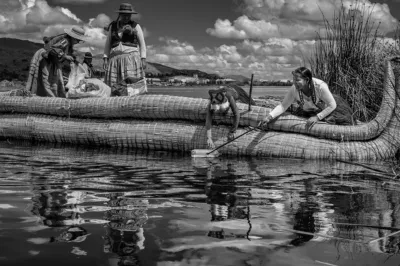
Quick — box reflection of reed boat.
[0,60,399,159]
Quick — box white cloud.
[25,0,79,26]
[146,37,310,79]
[0,0,108,53]
[208,0,398,41]
[60,7,81,23]
[88,13,111,29]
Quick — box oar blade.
[191,149,220,158]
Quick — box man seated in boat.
[206,84,255,149]
[81,52,94,78]
[260,67,354,129]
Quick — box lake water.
[0,141,400,266]
[147,85,289,99]
[1,86,400,266]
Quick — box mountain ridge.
[0,38,221,81]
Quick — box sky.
[0,0,399,79]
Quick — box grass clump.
[309,0,399,122]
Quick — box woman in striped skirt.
[103,3,147,88]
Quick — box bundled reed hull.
[0,61,396,142]
[0,110,399,160]
[0,60,398,159]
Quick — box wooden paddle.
[191,126,260,158]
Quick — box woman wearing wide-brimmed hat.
[26,26,88,97]
[103,3,147,87]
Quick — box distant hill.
[0,38,42,51]
[224,74,251,83]
[0,38,44,81]
[0,38,221,82]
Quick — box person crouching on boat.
[260,67,354,130]
[206,85,255,149]
[26,26,88,97]
[103,3,147,87]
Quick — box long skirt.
[291,94,355,125]
[104,51,144,88]
[26,49,66,98]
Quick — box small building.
[216,78,236,84]
[147,78,162,85]
[169,75,198,84]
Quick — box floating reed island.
[0,60,399,160]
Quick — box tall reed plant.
[310,1,398,122]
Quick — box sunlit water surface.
[1,141,400,266]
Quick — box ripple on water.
[0,141,399,265]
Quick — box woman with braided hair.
[260,67,354,130]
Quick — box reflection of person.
[31,186,89,227]
[290,180,319,246]
[26,26,87,97]
[103,194,147,265]
[82,52,94,78]
[103,226,143,266]
[103,3,147,87]
[260,67,354,130]
[203,164,249,222]
[50,226,89,243]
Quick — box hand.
[122,25,133,34]
[258,114,273,128]
[103,58,109,71]
[305,116,320,130]
[141,58,147,70]
[389,55,400,62]
[64,55,74,62]
[227,131,235,141]
[207,138,215,149]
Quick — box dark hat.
[115,3,138,14]
[84,52,93,59]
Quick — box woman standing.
[260,67,354,129]
[26,26,87,97]
[103,3,146,87]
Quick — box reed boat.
[0,60,398,160]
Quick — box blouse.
[269,78,337,120]
[103,23,146,59]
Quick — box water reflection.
[1,141,400,265]
[103,194,147,266]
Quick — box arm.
[135,24,146,59]
[103,29,112,59]
[82,64,90,78]
[227,94,240,133]
[205,102,212,137]
[205,102,215,148]
[51,40,68,60]
[316,82,336,120]
[269,86,296,119]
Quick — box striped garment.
[25,48,46,94]
[104,51,145,88]
[25,48,66,97]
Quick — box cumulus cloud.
[0,0,108,53]
[26,0,80,26]
[88,13,111,29]
[146,37,314,79]
[208,0,398,40]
